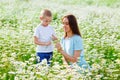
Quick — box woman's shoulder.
[73,35,82,39]
[72,35,83,43]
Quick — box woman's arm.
[56,42,80,63]
[60,50,80,63]
[34,36,51,46]
[62,57,68,65]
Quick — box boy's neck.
[41,23,48,27]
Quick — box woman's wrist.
[58,47,61,50]
[59,49,64,53]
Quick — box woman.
[55,14,89,69]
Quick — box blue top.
[61,35,89,68]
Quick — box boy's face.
[40,16,52,26]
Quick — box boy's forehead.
[43,16,52,20]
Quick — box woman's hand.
[55,42,62,52]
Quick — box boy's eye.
[44,20,51,22]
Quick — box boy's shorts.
[36,52,53,64]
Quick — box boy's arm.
[34,36,51,46]
[52,34,58,41]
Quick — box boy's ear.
[40,16,43,20]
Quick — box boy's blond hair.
[40,9,52,17]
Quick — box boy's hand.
[53,40,59,44]
[55,42,62,52]
[52,35,58,41]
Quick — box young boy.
[33,9,57,64]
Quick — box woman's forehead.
[62,17,68,22]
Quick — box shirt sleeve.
[33,27,39,38]
[73,36,83,50]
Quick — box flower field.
[0,0,120,80]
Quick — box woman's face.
[62,17,71,33]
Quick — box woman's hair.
[62,14,82,37]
